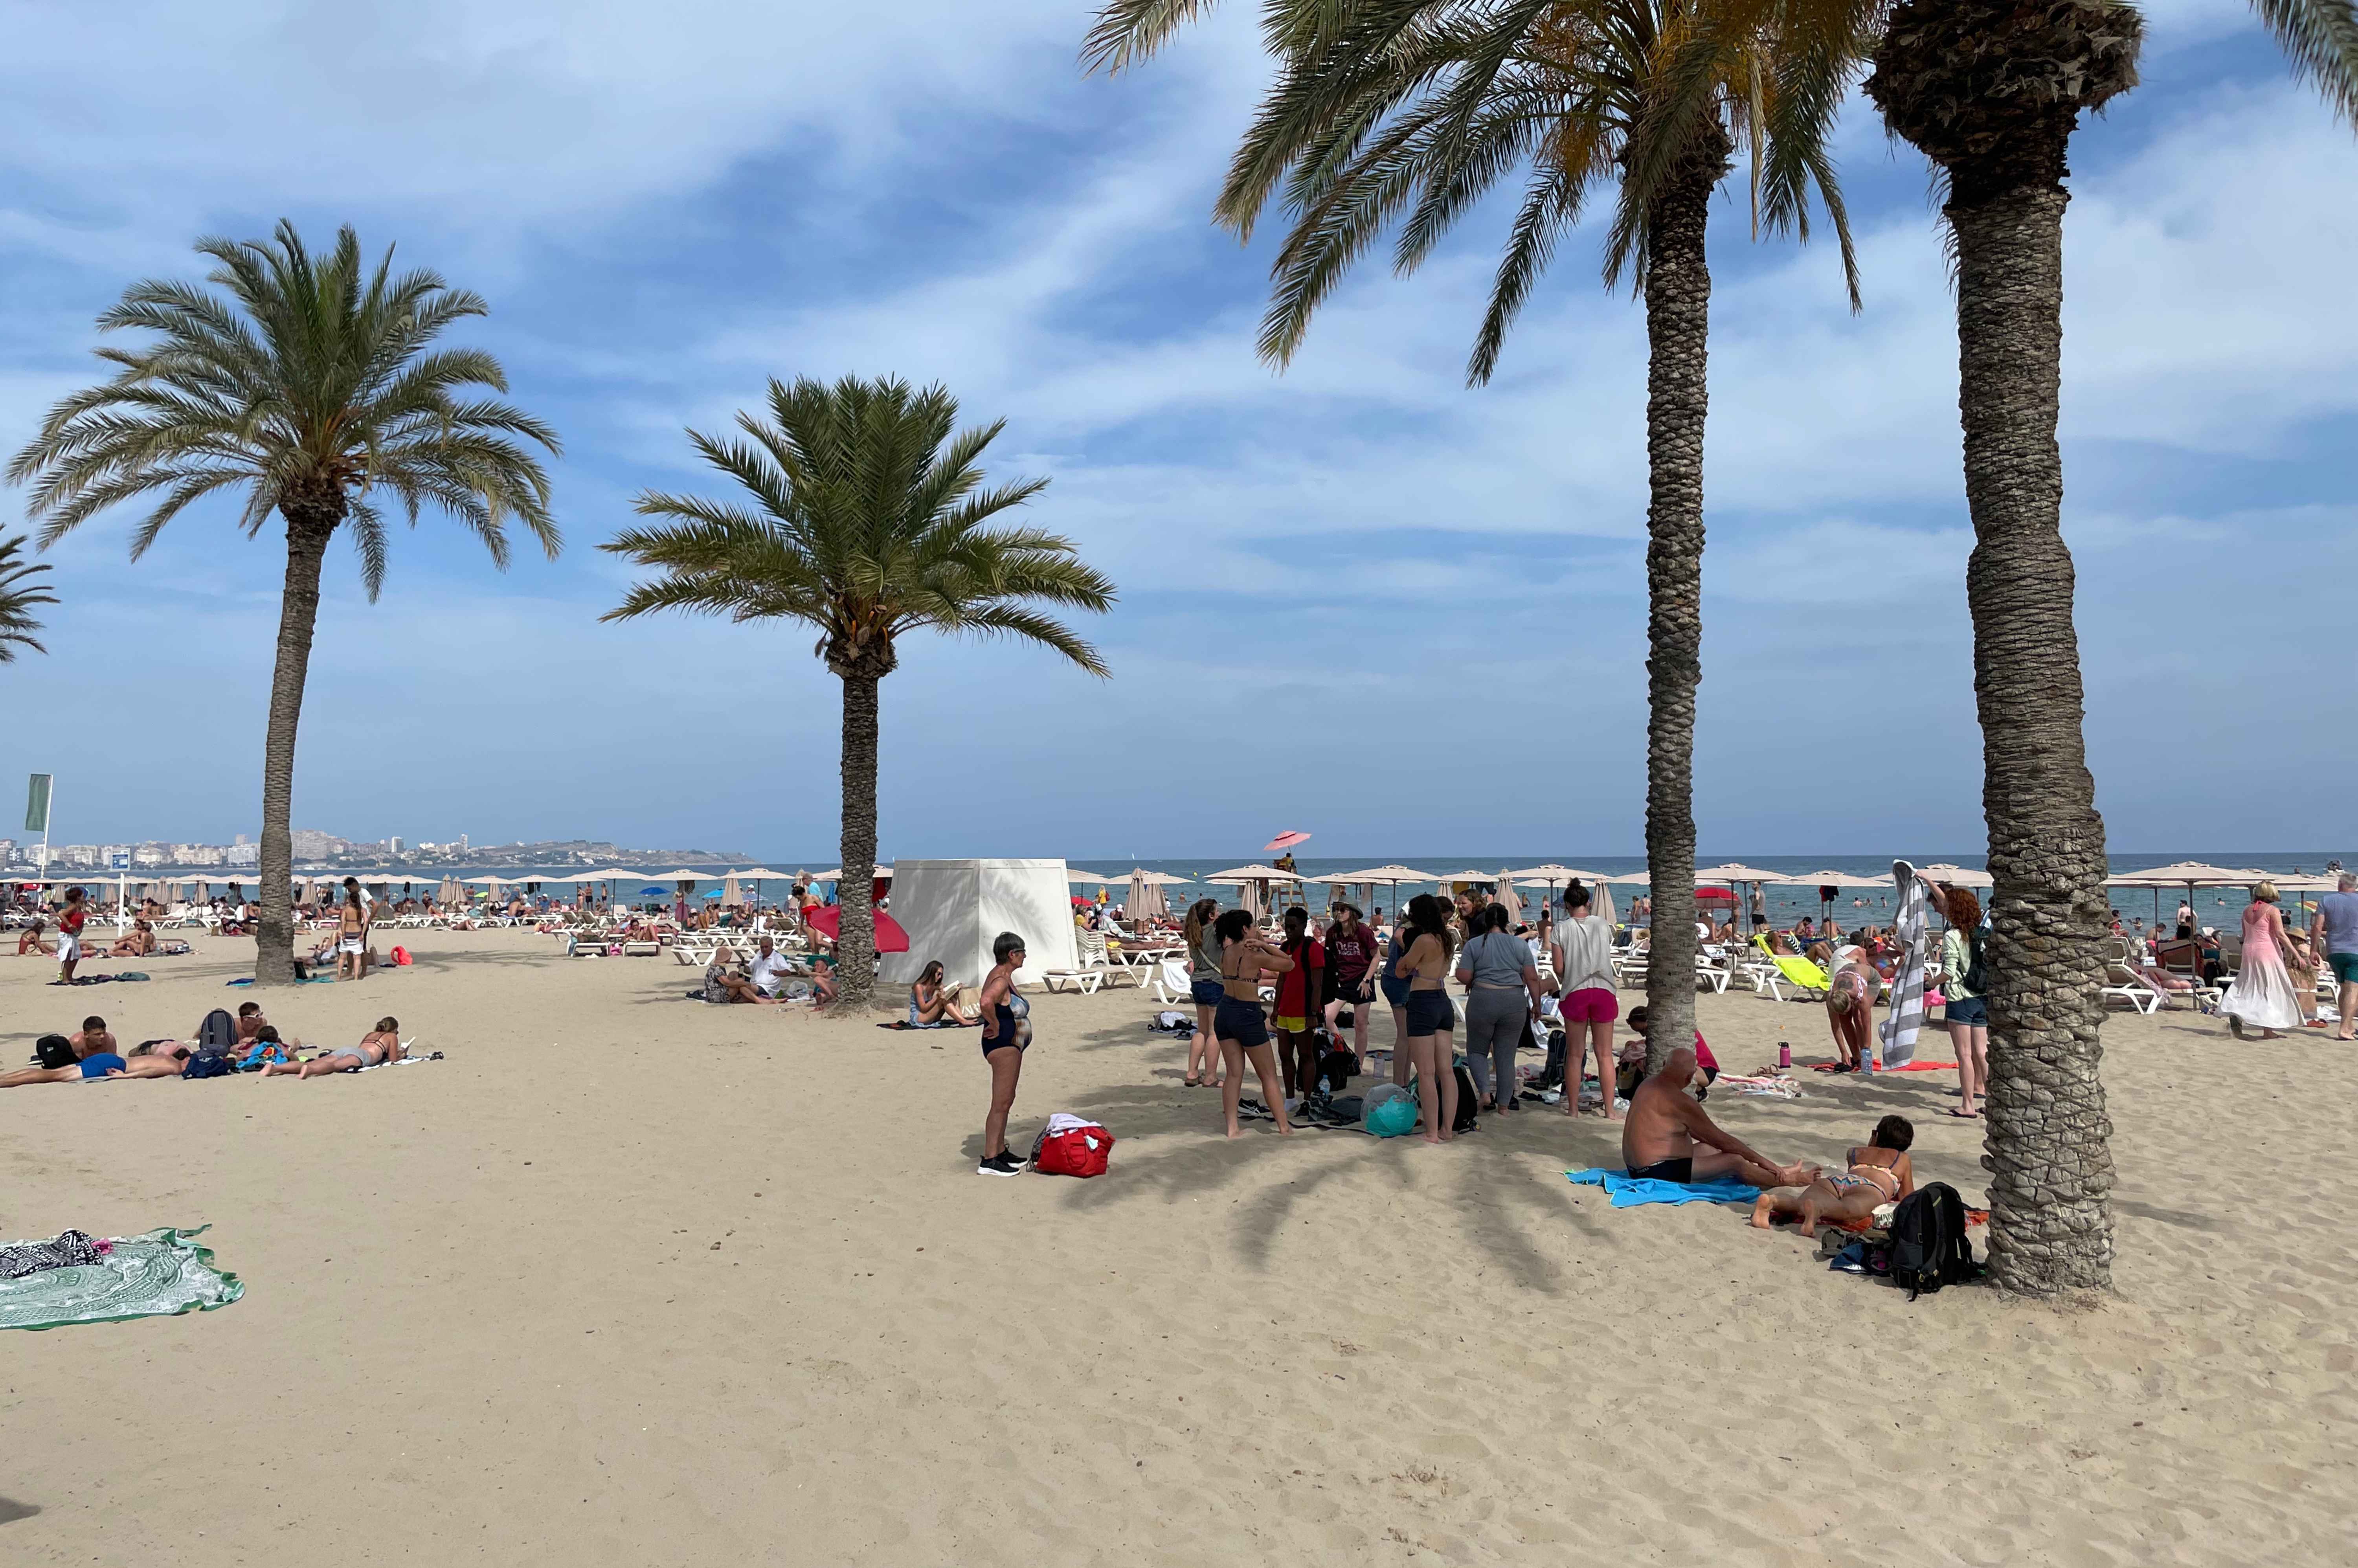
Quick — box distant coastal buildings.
[1,829,746,874]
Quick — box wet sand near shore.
[1,928,2349,1565]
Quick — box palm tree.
[1088,0,1870,1069]
[0,536,58,661]
[601,375,1116,1012]
[7,221,561,984]
[1863,1,2356,1296]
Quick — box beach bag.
[1150,1010,1192,1034]
[1030,1113,1113,1178]
[1961,926,1989,996]
[1317,1046,1357,1093]
[391,945,412,966]
[1451,1062,1480,1133]
[1888,1182,1976,1300]
[1363,1084,1418,1138]
[34,1033,76,1069]
[195,1009,240,1052]
[183,1047,238,1080]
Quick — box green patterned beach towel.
[0,1226,244,1332]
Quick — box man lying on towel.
[1621,1047,1814,1188]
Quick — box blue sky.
[0,0,2350,862]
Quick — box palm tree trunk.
[1950,178,2114,1295]
[253,511,336,986]
[830,670,881,1012]
[1636,122,1731,1074]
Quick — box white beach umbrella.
[1492,871,1524,922]
[1915,862,1994,889]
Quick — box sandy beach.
[3,927,2351,1565]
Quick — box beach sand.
[2,928,2350,1564]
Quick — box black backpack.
[34,1033,76,1069]
[1317,1046,1357,1094]
[1887,1182,1976,1300]
[1961,926,1989,996]
[1451,1062,1479,1133]
[195,1009,240,1052]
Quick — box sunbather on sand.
[264,1018,404,1077]
[1750,1115,1915,1236]
[0,1017,125,1086]
[910,961,973,1025]
[1621,1047,1811,1188]
[17,920,50,956]
[703,955,778,1005]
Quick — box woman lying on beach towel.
[263,1019,405,1078]
[1749,1115,1915,1237]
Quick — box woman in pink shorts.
[1555,881,1621,1121]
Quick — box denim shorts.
[1190,978,1225,1006]
[1214,994,1269,1048]
[1404,989,1454,1037]
[1946,994,1987,1026]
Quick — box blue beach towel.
[1566,1168,1761,1207]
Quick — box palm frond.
[604,377,1115,679]
[2252,0,2358,123]
[10,219,560,594]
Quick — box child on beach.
[975,932,1031,1176]
[55,888,87,983]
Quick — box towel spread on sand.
[1880,863,1931,1067]
[0,1226,243,1332]
[1566,1169,1761,1207]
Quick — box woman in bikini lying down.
[1749,1114,1915,1236]
[264,1018,405,1078]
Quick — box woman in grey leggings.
[1454,905,1548,1113]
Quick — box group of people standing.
[1173,880,1633,1142]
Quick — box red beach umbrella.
[803,904,910,953]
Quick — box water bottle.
[1777,1038,1791,1069]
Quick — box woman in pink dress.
[2224,882,2302,1040]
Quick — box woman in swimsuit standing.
[1212,908,1294,1138]
[1748,1115,1915,1236]
[1390,894,1459,1144]
[336,884,368,981]
[975,932,1032,1175]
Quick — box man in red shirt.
[1272,907,1326,1100]
[55,887,88,985]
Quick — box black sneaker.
[976,1151,1022,1177]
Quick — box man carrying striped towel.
[1880,860,1932,1068]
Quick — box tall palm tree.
[7,221,561,984]
[0,536,58,661]
[601,375,1116,1012]
[1864,1,2357,1296]
[1089,0,1870,1068]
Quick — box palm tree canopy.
[0,534,58,662]
[1088,0,1873,381]
[602,375,1115,678]
[6,220,561,597]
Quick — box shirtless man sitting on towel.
[1622,1047,1813,1188]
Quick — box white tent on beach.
[875,859,1081,990]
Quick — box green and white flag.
[24,773,51,834]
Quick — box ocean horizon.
[199,848,2347,926]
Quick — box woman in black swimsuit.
[975,933,1032,1177]
[1212,909,1294,1139]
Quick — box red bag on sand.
[390,946,413,967]
[1030,1114,1114,1178]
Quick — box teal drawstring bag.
[1363,1083,1418,1138]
